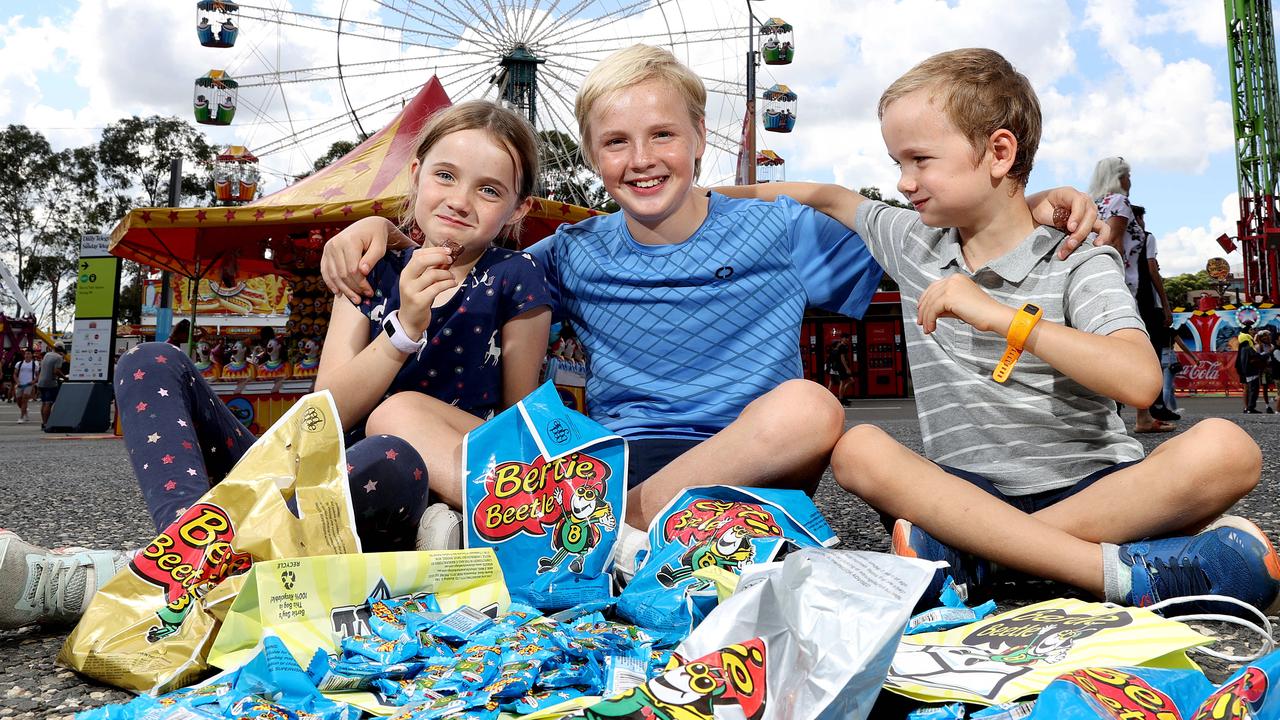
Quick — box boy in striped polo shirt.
[731,48,1280,617]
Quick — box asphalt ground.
[1,394,1278,718]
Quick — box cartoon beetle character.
[583,661,724,720]
[656,523,756,589]
[538,477,616,575]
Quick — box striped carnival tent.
[108,76,604,282]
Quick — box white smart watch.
[382,309,427,355]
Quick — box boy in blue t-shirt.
[728,48,1280,617]
[323,45,1101,538]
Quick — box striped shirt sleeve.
[1063,248,1145,337]
[854,199,920,283]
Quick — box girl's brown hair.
[401,100,540,235]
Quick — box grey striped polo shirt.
[854,200,1145,495]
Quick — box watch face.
[1024,304,1041,315]
[383,318,396,337]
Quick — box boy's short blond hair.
[879,48,1041,187]
[574,44,707,176]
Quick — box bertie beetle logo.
[129,503,253,642]
[1061,667,1181,719]
[472,452,613,543]
[654,500,785,590]
[1190,666,1268,720]
[580,639,767,720]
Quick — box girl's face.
[410,128,531,256]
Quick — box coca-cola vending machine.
[863,318,906,397]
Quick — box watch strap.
[382,309,426,355]
[992,303,1043,383]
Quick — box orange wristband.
[992,303,1043,383]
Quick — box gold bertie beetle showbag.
[59,391,361,694]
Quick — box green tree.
[97,116,215,324]
[97,116,216,211]
[1163,271,1213,310]
[538,130,616,211]
[858,186,912,210]
[0,125,59,311]
[26,145,108,331]
[294,139,359,181]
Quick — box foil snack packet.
[59,392,361,694]
[463,380,626,610]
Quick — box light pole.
[744,0,763,185]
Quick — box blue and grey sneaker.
[0,529,131,629]
[1117,515,1280,617]
[892,519,993,608]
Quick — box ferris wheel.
[197,0,775,208]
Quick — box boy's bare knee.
[1188,418,1261,495]
[752,379,844,446]
[832,424,894,495]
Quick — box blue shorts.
[627,438,702,488]
[39,386,59,403]
[879,460,1139,532]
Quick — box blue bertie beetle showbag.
[462,380,626,611]
[617,486,838,643]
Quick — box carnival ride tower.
[1225,0,1280,303]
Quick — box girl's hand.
[396,247,458,339]
[321,217,417,304]
[917,275,1015,335]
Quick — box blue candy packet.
[906,577,998,635]
[1028,666,1212,719]
[616,486,837,641]
[77,634,359,720]
[909,702,966,719]
[463,380,626,610]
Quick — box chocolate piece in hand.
[1051,206,1071,230]
[441,240,463,264]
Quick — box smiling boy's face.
[881,89,994,229]
[586,79,707,240]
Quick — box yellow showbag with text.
[58,391,360,694]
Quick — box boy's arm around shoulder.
[714,182,866,230]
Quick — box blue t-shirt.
[526,192,882,439]
[359,245,551,419]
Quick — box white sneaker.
[0,530,132,628]
[611,523,651,583]
[415,503,462,551]
[15,417,24,424]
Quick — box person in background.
[1090,159,1176,432]
[1131,205,1178,421]
[12,349,37,424]
[1237,328,1264,413]
[36,343,66,429]
[826,334,855,405]
[1254,329,1275,413]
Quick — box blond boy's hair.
[574,44,707,176]
[879,48,1041,187]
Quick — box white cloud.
[1146,0,1227,46]
[1156,192,1238,276]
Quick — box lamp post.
[744,0,762,185]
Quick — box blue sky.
[0,0,1251,278]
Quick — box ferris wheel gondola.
[204,1,792,206]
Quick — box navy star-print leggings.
[116,342,428,552]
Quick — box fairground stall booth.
[1169,297,1278,396]
[108,77,602,433]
